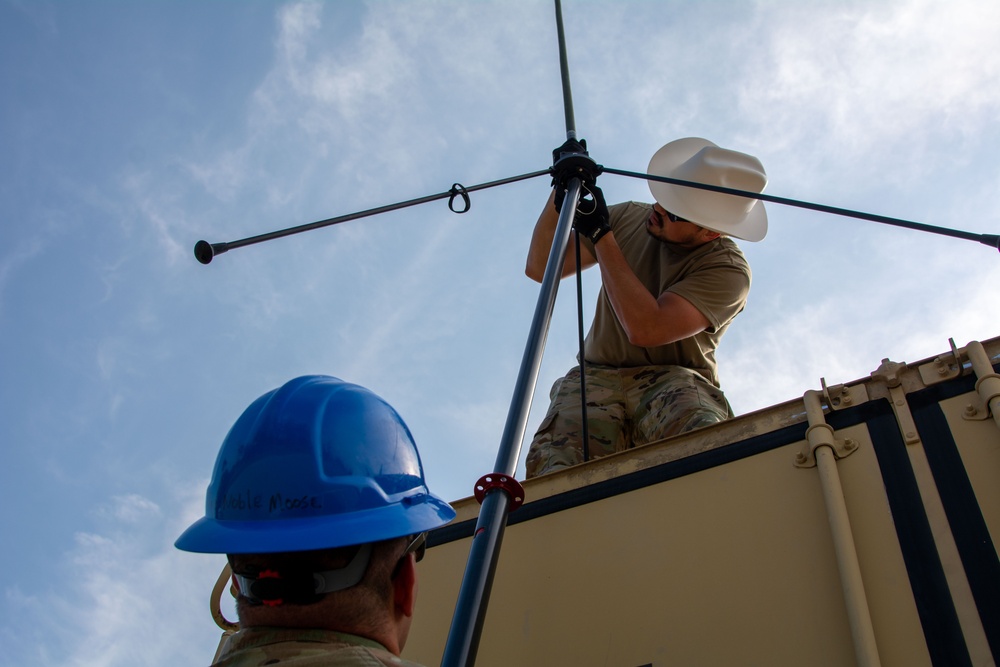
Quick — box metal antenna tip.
[194,240,215,265]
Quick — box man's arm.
[525,190,597,282]
[592,233,711,347]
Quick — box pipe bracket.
[795,423,860,468]
[960,373,999,421]
[960,396,991,421]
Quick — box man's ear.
[392,553,417,618]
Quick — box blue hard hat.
[175,376,456,554]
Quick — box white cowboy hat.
[647,137,768,242]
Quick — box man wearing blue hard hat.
[176,375,456,666]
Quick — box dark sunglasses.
[653,206,691,222]
[664,209,690,224]
[402,532,427,563]
[392,532,427,579]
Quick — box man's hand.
[573,185,611,244]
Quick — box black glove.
[551,138,597,212]
[573,185,611,244]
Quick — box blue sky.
[2,1,998,664]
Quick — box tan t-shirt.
[582,201,751,387]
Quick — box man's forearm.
[525,193,560,281]
[525,191,595,281]
[594,236,710,347]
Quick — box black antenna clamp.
[448,183,471,213]
[551,138,603,187]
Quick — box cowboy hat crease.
[647,137,768,242]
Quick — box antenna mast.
[439,1,585,664]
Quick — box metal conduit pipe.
[803,390,883,667]
[965,340,1000,430]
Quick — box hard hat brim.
[175,492,456,554]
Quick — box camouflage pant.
[525,364,734,478]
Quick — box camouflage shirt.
[211,627,425,667]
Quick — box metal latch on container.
[821,378,869,411]
[917,351,962,386]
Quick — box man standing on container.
[524,137,767,477]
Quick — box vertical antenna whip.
[555,0,577,139]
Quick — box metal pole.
[604,166,1000,251]
[439,4,583,662]
[193,169,549,264]
[554,0,576,138]
[440,180,582,667]
[575,232,591,461]
[804,391,883,667]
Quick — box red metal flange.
[473,473,525,511]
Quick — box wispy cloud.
[96,494,162,523]
[5,484,226,667]
[739,0,1000,185]
[722,252,1000,414]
